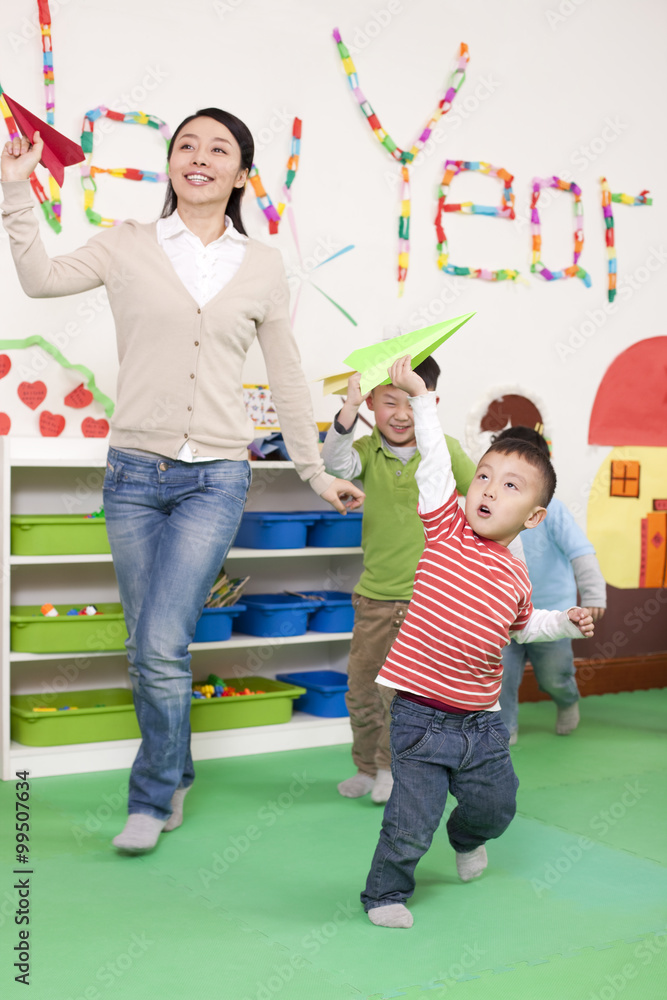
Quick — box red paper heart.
[39,411,66,437]
[81,417,109,438]
[0,355,11,379]
[0,413,11,435]
[64,383,94,408]
[18,381,47,410]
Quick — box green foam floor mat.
[1,690,665,999]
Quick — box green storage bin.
[190,676,306,732]
[11,688,139,746]
[11,514,110,556]
[10,603,128,653]
[10,678,307,746]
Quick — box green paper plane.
[341,312,475,395]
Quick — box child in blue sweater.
[495,427,606,742]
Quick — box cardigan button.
[190,373,195,379]
[197,308,201,314]
[194,341,199,346]
[184,433,188,439]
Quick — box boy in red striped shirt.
[362,356,595,928]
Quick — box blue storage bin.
[276,670,349,717]
[301,591,354,633]
[234,594,321,638]
[193,604,247,643]
[235,512,320,549]
[302,510,363,547]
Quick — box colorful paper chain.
[600,178,652,303]
[435,160,519,281]
[38,0,54,124]
[246,118,356,326]
[530,177,591,286]
[80,107,171,227]
[37,0,62,223]
[0,81,61,233]
[248,117,302,234]
[333,29,469,296]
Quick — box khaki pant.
[346,593,408,775]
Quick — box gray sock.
[371,768,394,804]
[456,845,488,882]
[112,814,166,853]
[163,786,191,832]
[368,904,413,928]
[556,702,580,735]
[338,771,375,798]
[509,729,518,746]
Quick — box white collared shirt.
[157,209,248,307]
[157,210,248,461]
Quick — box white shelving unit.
[1,438,361,779]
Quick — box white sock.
[163,786,191,832]
[112,814,166,853]
[338,772,375,798]
[509,730,518,746]
[371,768,394,804]
[556,702,580,735]
[368,904,413,928]
[456,845,488,882]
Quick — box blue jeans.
[103,447,251,820]
[499,638,580,734]
[361,697,519,911]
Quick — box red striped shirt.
[377,488,533,710]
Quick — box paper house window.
[609,460,640,498]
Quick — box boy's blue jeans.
[499,638,580,735]
[361,696,519,912]
[103,447,251,820]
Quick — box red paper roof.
[588,337,667,446]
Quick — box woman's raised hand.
[1,132,44,181]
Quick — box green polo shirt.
[353,427,476,600]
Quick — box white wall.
[1,0,665,522]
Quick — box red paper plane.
[3,94,84,186]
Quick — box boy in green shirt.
[321,358,476,803]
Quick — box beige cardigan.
[1,181,334,495]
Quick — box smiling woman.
[0,105,364,855]
[161,109,254,241]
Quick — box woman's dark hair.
[160,108,254,235]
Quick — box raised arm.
[388,356,455,514]
[320,415,363,481]
[1,134,106,297]
[320,373,366,481]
